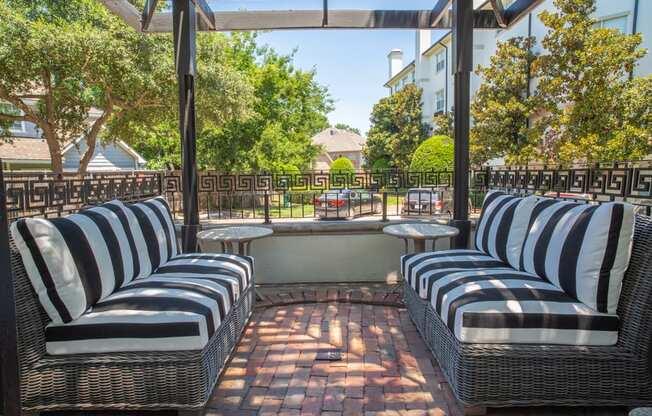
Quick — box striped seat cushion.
[474,191,538,268]
[520,199,635,314]
[125,196,179,272]
[401,249,513,299]
[10,200,149,324]
[45,280,230,355]
[428,268,619,346]
[153,253,254,298]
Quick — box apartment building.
[384,0,651,130]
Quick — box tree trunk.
[77,135,97,176]
[43,129,64,175]
[77,104,113,176]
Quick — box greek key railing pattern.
[3,162,651,221]
[162,170,456,194]
[4,171,162,219]
[476,162,652,200]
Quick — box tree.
[363,84,430,169]
[371,158,391,172]
[431,112,453,138]
[0,0,252,174]
[330,156,355,173]
[470,36,540,166]
[333,123,361,136]
[534,0,650,164]
[409,135,454,172]
[194,34,332,172]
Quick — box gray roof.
[311,128,366,153]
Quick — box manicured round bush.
[409,135,454,172]
[330,157,355,173]
[371,158,391,172]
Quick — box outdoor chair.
[402,191,652,412]
[7,196,254,415]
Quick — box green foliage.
[194,34,332,172]
[0,3,329,173]
[363,84,430,169]
[333,123,361,136]
[534,0,650,164]
[431,112,453,138]
[409,135,454,172]
[371,158,391,172]
[471,36,540,166]
[330,156,355,173]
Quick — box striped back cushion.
[10,200,147,324]
[520,199,635,314]
[474,191,538,268]
[125,196,178,271]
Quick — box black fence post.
[382,192,388,222]
[264,191,271,224]
[0,161,21,416]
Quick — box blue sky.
[256,30,416,136]
[203,0,445,135]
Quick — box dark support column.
[173,0,201,252]
[449,0,472,249]
[0,162,21,416]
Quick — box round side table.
[197,226,273,256]
[383,223,459,253]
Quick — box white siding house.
[384,0,651,131]
[1,101,146,171]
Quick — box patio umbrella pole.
[0,160,21,416]
[449,0,473,249]
[173,0,201,252]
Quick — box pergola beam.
[99,0,141,31]
[144,9,502,32]
[504,0,542,25]
[430,0,451,27]
[101,0,544,32]
[141,0,159,32]
[489,0,508,28]
[190,0,216,30]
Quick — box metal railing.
[3,161,651,222]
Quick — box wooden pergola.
[101,0,544,251]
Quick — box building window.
[435,50,446,73]
[0,102,26,133]
[594,14,628,33]
[411,72,415,83]
[435,89,445,113]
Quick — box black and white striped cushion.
[401,249,513,299]
[520,199,634,314]
[427,268,619,345]
[10,201,146,323]
[44,253,254,355]
[153,253,254,299]
[474,191,538,268]
[45,282,228,354]
[126,197,179,272]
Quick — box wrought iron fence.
[3,171,162,220]
[3,161,651,222]
[162,170,471,221]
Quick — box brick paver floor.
[206,302,628,416]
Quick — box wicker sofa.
[8,196,254,415]
[402,192,652,412]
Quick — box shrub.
[330,157,355,173]
[371,158,391,172]
[409,135,454,172]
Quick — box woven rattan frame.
[9,235,254,414]
[404,214,652,408]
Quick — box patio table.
[197,226,273,256]
[383,223,459,254]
